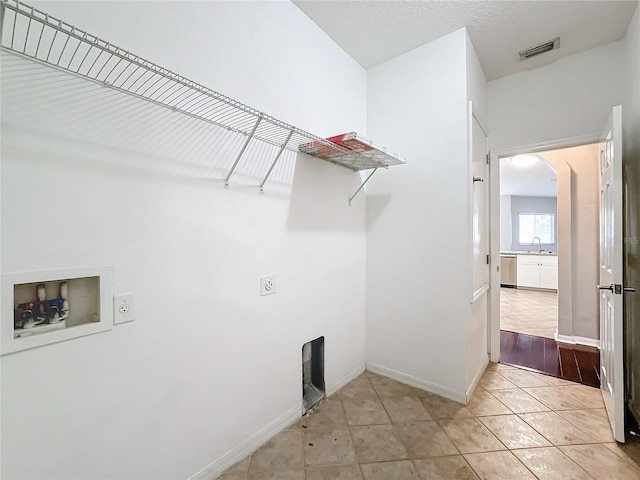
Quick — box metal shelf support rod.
[349,168,378,206]
[259,128,294,193]
[22,6,32,52]
[0,3,5,48]
[67,31,87,69]
[9,0,17,48]
[55,27,72,65]
[225,115,262,188]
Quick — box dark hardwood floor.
[500,330,600,388]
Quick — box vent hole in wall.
[302,336,325,412]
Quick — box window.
[519,213,555,244]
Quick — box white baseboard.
[189,404,300,480]
[465,356,489,404]
[574,336,600,348]
[365,362,466,404]
[555,333,600,349]
[189,364,365,480]
[326,363,366,397]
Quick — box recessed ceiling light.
[510,155,539,168]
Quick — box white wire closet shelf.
[0,0,406,201]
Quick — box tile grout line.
[340,380,369,479]
[367,371,468,479]
[218,366,638,479]
[476,370,607,479]
[365,372,418,475]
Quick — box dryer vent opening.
[302,336,325,412]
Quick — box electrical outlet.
[260,275,276,296]
[114,294,134,324]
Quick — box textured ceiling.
[293,0,638,80]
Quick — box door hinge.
[486,153,490,164]
[486,254,490,265]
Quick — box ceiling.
[500,155,557,197]
[293,0,638,80]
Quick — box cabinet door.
[538,256,558,289]
[539,263,558,289]
[539,255,558,267]
[517,256,539,287]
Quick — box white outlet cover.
[114,293,134,324]
[260,275,276,296]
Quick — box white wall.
[500,196,512,251]
[543,145,601,341]
[488,40,626,151]
[366,28,484,401]
[20,0,362,136]
[1,2,367,479]
[466,33,488,126]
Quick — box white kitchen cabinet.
[516,256,540,288]
[539,261,558,289]
[517,254,558,290]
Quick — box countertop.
[500,251,557,256]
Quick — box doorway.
[490,141,602,385]
[499,153,558,340]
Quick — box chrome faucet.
[531,236,542,253]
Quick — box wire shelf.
[0,0,405,196]
[299,132,406,171]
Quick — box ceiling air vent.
[519,37,560,60]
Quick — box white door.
[599,105,624,442]
[470,104,490,372]
[472,113,490,299]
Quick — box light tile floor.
[216,365,640,479]
[501,287,558,339]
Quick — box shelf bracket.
[224,114,263,188]
[259,128,294,193]
[349,167,378,206]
